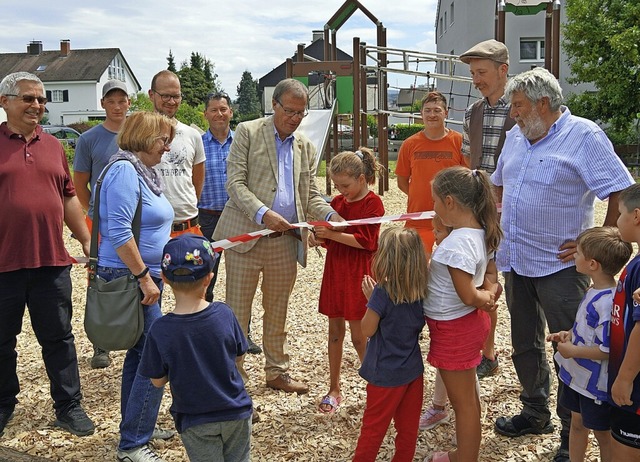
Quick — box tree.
[128,92,207,131]
[175,52,221,107]
[167,50,177,73]
[563,0,640,143]
[236,70,261,119]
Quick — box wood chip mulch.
[0,179,605,461]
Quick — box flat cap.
[102,79,128,98]
[459,39,509,65]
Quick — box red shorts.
[426,309,490,371]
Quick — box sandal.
[430,451,450,462]
[318,394,342,414]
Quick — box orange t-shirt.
[395,129,466,233]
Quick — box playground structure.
[286,0,474,195]
[286,0,567,196]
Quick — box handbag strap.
[88,160,142,277]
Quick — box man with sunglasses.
[0,72,94,438]
[214,79,344,398]
[148,70,205,237]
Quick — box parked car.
[42,125,81,148]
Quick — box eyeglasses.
[5,94,47,105]
[276,100,308,119]
[157,136,171,147]
[152,90,183,102]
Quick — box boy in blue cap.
[139,233,252,462]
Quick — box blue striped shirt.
[198,129,233,211]
[491,107,633,277]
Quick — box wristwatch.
[134,267,150,279]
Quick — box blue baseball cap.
[161,233,218,282]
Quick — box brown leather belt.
[267,229,301,241]
[199,209,223,216]
[172,216,199,232]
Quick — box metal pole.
[552,0,561,78]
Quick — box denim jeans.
[198,210,222,302]
[97,266,164,451]
[0,266,82,414]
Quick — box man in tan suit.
[214,79,343,395]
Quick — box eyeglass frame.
[4,94,48,105]
[275,99,308,119]
[152,89,183,103]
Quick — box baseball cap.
[102,79,128,98]
[161,234,218,282]
[459,39,509,66]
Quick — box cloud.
[1,0,437,97]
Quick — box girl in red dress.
[313,147,385,414]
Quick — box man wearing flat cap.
[458,39,515,386]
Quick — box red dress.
[318,191,385,320]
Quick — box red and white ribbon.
[71,210,435,262]
[208,210,436,252]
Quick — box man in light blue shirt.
[491,67,633,462]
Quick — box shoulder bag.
[84,160,144,351]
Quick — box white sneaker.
[151,426,176,440]
[419,406,450,430]
[117,445,165,462]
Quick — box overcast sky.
[0,0,438,98]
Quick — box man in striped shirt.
[460,39,515,380]
[491,67,634,462]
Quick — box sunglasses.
[6,94,48,105]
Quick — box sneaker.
[53,402,95,436]
[117,445,166,462]
[495,413,554,437]
[91,346,111,369]
[247,336,262,355]
[419,406,450,430]
[476,354,499,379]
[0,407,14,437]
[151,425,176,440]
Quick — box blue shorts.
[611,405,640,449]
[559,385,610,431]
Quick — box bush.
[63,143,75,165]
[395,124,424,140]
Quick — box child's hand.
[633,287,640,305]
[313,226,333,241]
[477,289,496,312]
[362,275,376,300]
[556,341,575,359]
[308,230,323,247]
[611,376,634,407]
[547,331,571,343]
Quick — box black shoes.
[0,407,14,437]
[53,402,95,436]
[247,336,262,355]
[476,354,499,379]
[90,346,111,369]
[495,413,554,437]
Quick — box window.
[46,90,69,103]
[51,90,64,103]
[450,2,455,25]
[108,56,126,82]
[444,12,447,31]
[439,17,443,37]
[520,38,545,61]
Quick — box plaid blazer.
[213,116,333,267]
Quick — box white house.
[0,40,141,125]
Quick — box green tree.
[236,70,261,118]
[175,52,220,107]
[128,92,207,131]
[563,0,640,143]
[167,50,177,73]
